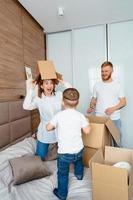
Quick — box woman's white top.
[23,82,71,143]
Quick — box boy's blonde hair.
[63,88,79,107]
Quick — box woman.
[23,74,71,160]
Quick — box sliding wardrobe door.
[73,25,106,113]
[47,31,73,86]
[108,20,133,148]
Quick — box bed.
[0,100,92,200]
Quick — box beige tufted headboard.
[0,99,32,150]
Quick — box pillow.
[9,155,51,185]
[45,143,58,161]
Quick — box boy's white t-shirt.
[50,109,89,154]
[93,80,125,120]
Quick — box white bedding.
[0,137,92,200]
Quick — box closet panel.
[108,20,133,148]
[47,31,73,86]
[73,25,106,113]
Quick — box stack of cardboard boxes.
[82,116,133,200]
[82,115,120,167]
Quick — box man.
[87,61,126,146]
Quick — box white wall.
[108,20,133,148]
[72,25,106,113]
[47,31,73,87]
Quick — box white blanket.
[0,138,92,200]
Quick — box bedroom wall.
[0,0,45,132]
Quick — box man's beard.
[102,73,112,81]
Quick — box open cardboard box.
[89,146,133,200]
[82,116,120,167]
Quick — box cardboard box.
[82,116,120,149]
[82,116,120,167]
[90,146,133,200]
[38,60,57,80]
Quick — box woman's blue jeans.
[55,149,84,200]
[35,140,49,161]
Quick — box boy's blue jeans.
[55,149,84,200]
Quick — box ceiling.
[18,0,133,33]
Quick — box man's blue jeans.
[35,140,49,160]
[55,149,84,200]
[113,119,122,147]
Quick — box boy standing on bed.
[46,88,91,200]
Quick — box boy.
[46,88,91,200]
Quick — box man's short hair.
[101,61,113,68]
[63,88,79,107]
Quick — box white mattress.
[0,137,92,200]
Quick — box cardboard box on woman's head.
[38,60,57,80]
[37,60,62,84]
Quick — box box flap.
[105,146,133,164]
[105,118,120,145]
[37,60,57,80]
[128,156,133,199]
[88,116,120,145]
[129,160,133,199]
[83,147,98,167]
[89,149,104,167]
